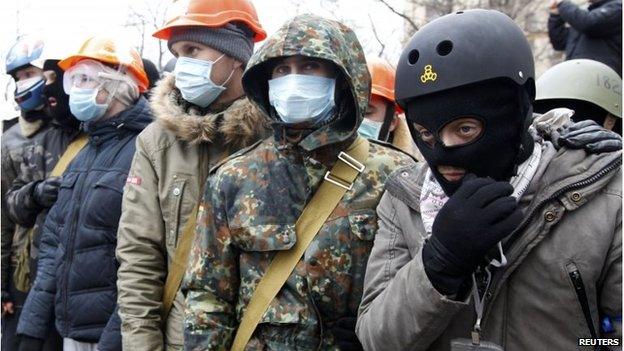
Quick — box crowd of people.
[0,0,621,350]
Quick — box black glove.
[559,120,622,153]
[422,175,523,295]
[331,317,363,351]
[33,177,61,208]
[18,336,44,351]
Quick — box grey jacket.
[357,141,622,351]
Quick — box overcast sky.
[0,0,407,118]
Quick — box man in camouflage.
[4,57,81,284]
[182,14,416,350]
[115,1,268,350]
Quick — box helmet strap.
[378,102,395,142]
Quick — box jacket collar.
[84,96,152,143]
[150,74,269,146]
[389,140,621,215]
[18,112,48,138]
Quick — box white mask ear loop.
[212,53,237,88]
[219,67,236,88]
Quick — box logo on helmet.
[420,65,437,83]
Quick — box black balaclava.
[22,109,48,123]
[141,58,160,99]
[407,79,534,195]
[42,60,80,131]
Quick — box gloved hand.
[331,317,363,351]
[33,177,61,208]
[558,120,622,153]
[18,336,44,351]
[422,175,523,295]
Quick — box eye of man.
[273,65,290,77]
[414,124,435,147]
[366,104,377,115]
[302,60,321,71]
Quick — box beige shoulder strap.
[161,202,199,318]
[50,134,89,177]
[161,146,230,318]
[231,136,370,351]
[14,133,89,292]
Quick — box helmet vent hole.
[408,49,420,65]
[436,40,453,56]
[456,11,464,14]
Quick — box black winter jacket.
[548,0,622,75]
[16,97,152,349]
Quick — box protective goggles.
[62,59,127,94]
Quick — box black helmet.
[395,9,535,110]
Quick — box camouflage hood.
[242,14,371,152]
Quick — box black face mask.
[407,79,533,195]
[22,109,49,123]
[42,60,80,131]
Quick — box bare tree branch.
[378,0,419,31]
[368,13,386,56]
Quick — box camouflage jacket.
[3,115,78,290]
[183,14,417,350]
[116,74,269,351]
[1,115,51,293]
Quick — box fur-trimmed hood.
[150,74,269,146]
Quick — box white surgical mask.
[174,55,232,108]
[69,87,109,122]
[268,74,336,124]
[358,118,383,139]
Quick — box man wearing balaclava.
[115,1,270,350]
[2,36,80,351]
[357,10,622,351]
[4,57,82,280]
[141,58,161,99]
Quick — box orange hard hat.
[58,36,149,93]
[367,56,402,112]
[153,0,267,43]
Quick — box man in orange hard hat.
[16,35,152,351]
[115,0,269,350]
[359,57,422,160]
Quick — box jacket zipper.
[503,157,621,252]
[62,143,98,334]
[567,262,598,339]
[481,157,621,327]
